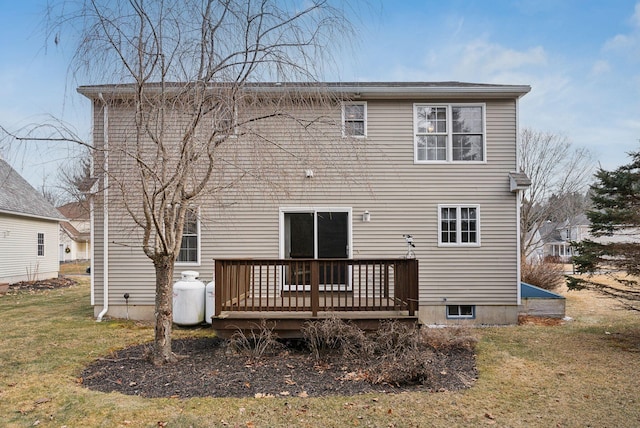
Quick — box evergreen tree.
[568,150,640,309]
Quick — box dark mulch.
[10,278,477,398]
[80,337,477,398]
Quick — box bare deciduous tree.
[519,127,595,260]
[4,0,358,365]
[59,149,93,202]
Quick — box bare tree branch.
[519,128,595,259]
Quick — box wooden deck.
[211,258,419,338]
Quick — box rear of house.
[0,159,65,283]
[81,82,530,326]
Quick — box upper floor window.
[177,209,200,264]
[438,205,480,246]
[415,104,485,162]
[37,233,45,256]
[342,102,367,137]
[214,101,238,139]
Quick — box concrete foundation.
[418,304,519,326]
[94,304,156,321]
[519,298,566,318]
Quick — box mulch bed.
[79,337,477,398]
[7,277,77,292]
[7,277,477,398]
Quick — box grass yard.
[0,278,639,427]
[59,261,91,276]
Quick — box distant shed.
[519,282,566,318]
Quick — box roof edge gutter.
[0,209,66,222]
[77,83,532,100]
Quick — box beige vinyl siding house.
[0,159,66,283]
[81,82,530,325]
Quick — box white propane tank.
[205,279,215,324]
[172,270,205,326]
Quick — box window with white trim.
[438,205,480,246]
[177,209,200,264]
[37,233,45,256]
[415,104,485,162]
[214,101,238,139]
[447,305,475,319]
[342,102,367,137]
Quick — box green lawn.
[0,278,638,427]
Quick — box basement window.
[446,305,475,319]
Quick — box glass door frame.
[279,207,353,291]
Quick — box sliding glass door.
[281,209,351,289]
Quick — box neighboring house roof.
[539,214,591,245]
[567,213,589,227]
[78,81,531,100]
[57,201,90,222]
[0,158,66,221]
[60,221,90,242]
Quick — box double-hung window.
[215,101,238,139]
[415,104,485,162]
[438,205,480,246]
[342,102,367,137]
[177,209,200,264]
[37,233,45,256]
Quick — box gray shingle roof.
[78,81,531,100]
[0,158,66,221]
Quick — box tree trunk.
[151,254,178,365]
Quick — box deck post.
[214,260,222,316]
[310,260,319,316]
[408,259,419,316]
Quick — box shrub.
[227,319,283,361]
[302,319,477,387]
[371,320,418,356]
[366,324,476,386]
[301,317,371,361]
[521,259,564,290]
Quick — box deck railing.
[214,258,419,317]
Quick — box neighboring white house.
[533,214,639,263]
[536,215,589,262]
[58,201,91,262]
[0,158,67,283]
[80,81,531,326]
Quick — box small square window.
[447,305,475,319]
[214,101,238,139]
[342,102,367,137]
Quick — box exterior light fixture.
[362,210,371,222]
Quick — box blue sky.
[1,0,639,191]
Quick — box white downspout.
[96,92,109,321]
[515,97,522,306]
